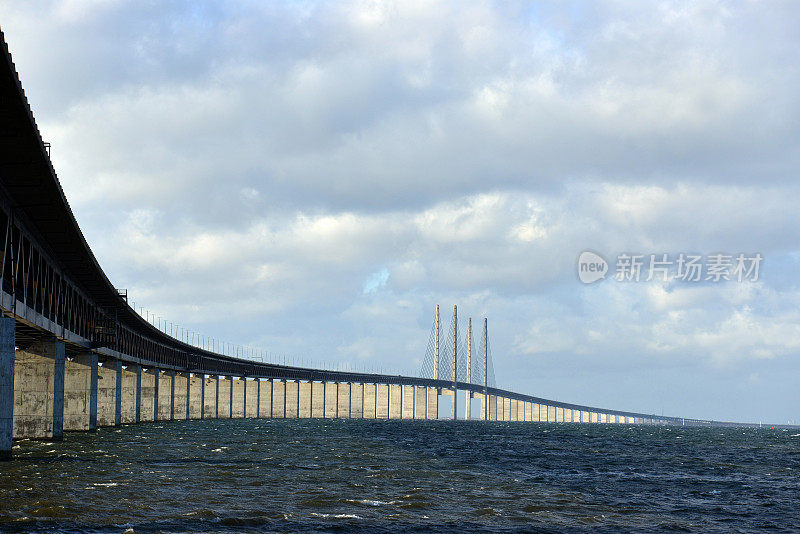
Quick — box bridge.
[0,30,781,460]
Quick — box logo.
[578,251,608,284]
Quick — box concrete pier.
[363,383,376,419]
[188,374,203,419]
[218,377,232,418]
[204,375,217,418]
[13,340,64,440]
[258,380,269,418]
[414,387,426,420]
[426,387,437,419]
[298,381,311,418]
[0,318,14,459]
[375,384,388,418]
[321,382,333,418]
[310,381,323,418]
[157,371,172,421]
[389,385,402,419]
[174,373,187,420]
[140,369,156,422]
[63,353,94,431]
[232,378,245,418]
[96,358,117,427]
[337,382,350,419]
[246,379,259,418]
[350,383,363,419]
[272,379,285,418]
[134,366,142,422]
[286,380,299,419]
[401,385,414,419]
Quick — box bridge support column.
[375,384,388,419]
[247,379,259,418]
[134,365,142,422]
[228,377,234,418]
[203,375,216,419]
[232,377,245,418]
[170,371,176,420]
[389,385,402,419]
[156,370,170,421]
[414,386,425,420]
[263,379,272,418]
[53,343,64,440]
[0,318,14,460]
[362,383,375,419]
[145,368,158,422]
[283,380,290,419]
[114,360,122,426]
[256,379,261,418]
[120,364,138,424]
[173,373,187,420]
[12,339,64,440]
[63,353,94,431]
[351,383,363,419]
[334,382,340,418]
[184,373,191,420]
[286,380,299,418]
[322,381,327,418]
[312,381,324,418]
[271,379,285,418]
[337,382,350,419]
[95,358,118,428]
[299,381,311,418]
[401,385,414,420]
[89,354,98,430]
[324,382,336,418]
[217,376,231,418]
[373,383,379,418]
[189,373,203,419]
[215,375,219,418]
[426,387,437,420]
[152,369,161,421]
[241,378,247,417]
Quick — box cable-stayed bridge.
[0,29,787,460]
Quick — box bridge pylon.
[452,305,458,420]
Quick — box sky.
[1,1,799,423]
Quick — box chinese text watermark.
[578,251,762,284]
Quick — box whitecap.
[357,499,393,506]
